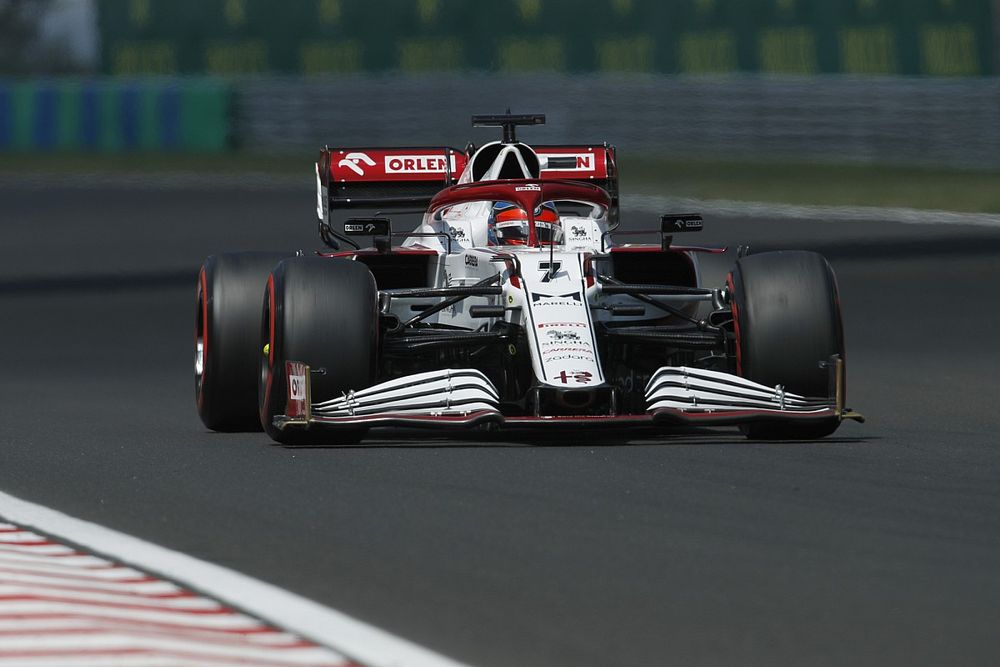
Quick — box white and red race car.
[196,113,863,444]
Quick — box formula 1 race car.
[196,113,863,444]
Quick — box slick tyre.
[259,257,378,445]
[196,251,294,432]
[729,251,844,440]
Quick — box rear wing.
[319,147,467,210]
[536,144,619,224]
[317,142,618,217]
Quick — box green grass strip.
[620,157,1000,214]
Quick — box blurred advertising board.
[99,0,996,76]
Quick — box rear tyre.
[729,251,844,440]
[196,251,294,431]
[258,257,378,445]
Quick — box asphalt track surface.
[4,183,1000,666]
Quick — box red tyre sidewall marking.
[260,273,277,423]
[727,272,743,376]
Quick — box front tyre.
[258,257,378,445]
[729,250,844,440]
[196,251,294,432]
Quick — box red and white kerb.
[0,521,355,666]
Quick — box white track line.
[0,490,468,667]
[626,193,1000,227]
[6,173,1000,227]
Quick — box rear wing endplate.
[319,147,466,210]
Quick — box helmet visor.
[492,201,562,246]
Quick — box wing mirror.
[343,217,392,253]
[659,213,703,250]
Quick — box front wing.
[273,362,863,433]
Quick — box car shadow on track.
[279,427,876,449]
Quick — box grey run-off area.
[3,184,1000,666]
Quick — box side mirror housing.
[344,217,392,253]
[659,213,703,250]
[660,213,703,234]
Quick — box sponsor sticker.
[540,153,595,172]
[546,354,595,361]
[285,360,310,420]
[661,214,704,233]
[289,374,306,400]
[543,347,595,357]
[531,291,582,304]
[343,218,390,235]
[464,255,478,268]
[533,300,583,308]
[555,370,594,384]
[537,322,587,328]
[515,184,541,191]
[337,152,376,176]
[385,155,457,174]
[545,330,581,341]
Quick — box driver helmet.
[488,201,562,246]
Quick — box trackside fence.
[2,75,999,170]
[238,74,1000,169]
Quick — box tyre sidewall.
[197,251,293,431]
[732,251,843,397]
[730,251,844,439]
[259,257,378,444]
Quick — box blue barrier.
[0,79,231,152]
